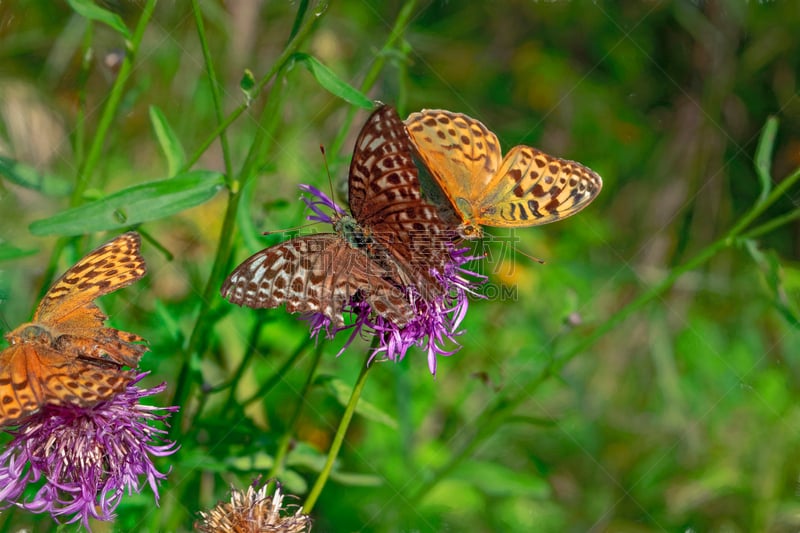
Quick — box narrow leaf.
[67,0,131,40]
[29,171,224,236]
[149,106,186,177]
[0,156,72,197]
[754,116,779,204]
[291,53,373,109]
[0,242,38,261]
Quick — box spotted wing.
[221,234,416,328]
[404,109,504,227]
[477,146,603,227]
[349,105,453,295]
[0,343,134,427]
[30,232,148,368]
[34,232,146,324]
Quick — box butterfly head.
[6,322,54,346]
[458,223,483,240]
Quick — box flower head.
[195,478,311,533]
[0,373,179,530]
[299,185,486,375]
[299,183,346,223]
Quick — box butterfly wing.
[404,109,503,231]
[34,232,146,324]
[30,232,148,368]
[0,343,134,427]
[221,234,416,327]
[476,145,603,227]
[349,105,454,295]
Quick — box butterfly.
[0,232,148,427]
[221,105,452,328]
[405,109,603,239]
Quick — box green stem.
[304,355,373,514]
[74,23,92,171]
[182,8,322,173]
[740,209,800,241]
[727,165,800,239]
[38,1,156,301]
[169,7,324,435]
[70,0,157,205]
[268,344,324,480]
[190,0,234,186]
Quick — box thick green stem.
[168,7,324,435]
[304,355,373,513]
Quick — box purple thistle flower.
[0,373,179,530]
[299,183,345,223]
[299,185,486,375]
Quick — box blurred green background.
[2,1,800,531]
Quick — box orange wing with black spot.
[405,109,602,239]
[0,232,147,427]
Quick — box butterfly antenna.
[516,247,546,265]
[481,235,546,266]
[320,145,337,203]
[262,221,317,236]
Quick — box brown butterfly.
[405,109,603,239]
[221,105,453,327]
[0,232,148,427]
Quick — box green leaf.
[0,242,38,261]
[67,0,131,40]
[290,53,373,109]
[29,170,224,236]
[754,116,779,204]
[0,156,72,197]
[316,375,398,429]
[149,106,186,177]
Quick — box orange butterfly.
[0,232,148,427]
[405,109,603,239]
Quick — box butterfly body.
[222,105,453,328]
[406,109,603,239]
[334,214,371,249]
[0,232,147,427]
